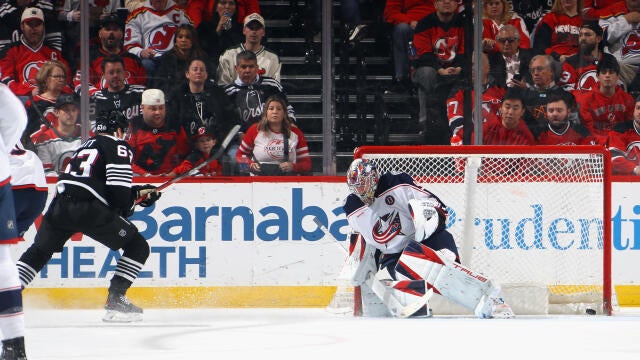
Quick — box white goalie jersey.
[342,172,446,255]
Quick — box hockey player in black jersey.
[16,111,161,323]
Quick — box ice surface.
[22,307,640,359]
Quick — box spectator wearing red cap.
[0,7,71,101]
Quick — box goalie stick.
[136,124,241,204]
[312,216,433,318]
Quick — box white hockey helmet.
[346,158,379,204]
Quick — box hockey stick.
[136,124,241,203]
[312,216,433,318]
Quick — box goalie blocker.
[343,159,514,318]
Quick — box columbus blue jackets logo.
[372,210,402,244]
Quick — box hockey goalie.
[342,158,514,318]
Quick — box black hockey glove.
[132,184,161,207]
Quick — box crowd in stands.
[2,0,309,178]
[3,0,640,177]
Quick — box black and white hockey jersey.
[92,84,145,123]
[57,134,133,210]
[223,75,295,132]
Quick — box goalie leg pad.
[365,272,433,318]
[351,242,379,286]
[394,241,505,317]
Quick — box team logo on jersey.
[435,36,459,63]
[146,23,179,54]
[577,70,598,91]
[622,31,640,58]
[22,61,45,86]
[385,195,395,205]
[372,210,402,244]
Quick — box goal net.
[330,145,613,316]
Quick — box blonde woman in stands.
[482,0,531,53]
[236,95,311,176]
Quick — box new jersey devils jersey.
[447,85,505,139]
[343,172,446,254]
[0,39,70,96]
[171,149,223,176]
[223,76,296,131]
[576,87,635,136]
[74,48,147,95]
[124,3,192,59]
[535,122,598,145]
[30,125,82,174]
[58,134,134,209]
[93,84,145,123]
[413,12,465,69]
[609,121,640,175]
[127,117,190,175]
[533,12,581,57]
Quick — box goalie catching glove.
[408,198,442,242]
[133,184,161,207]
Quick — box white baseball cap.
[21,7,44,24]
[243,13,265,27]
[141,89,165,105]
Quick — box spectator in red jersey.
[411,0,466,144]
[447,52,506,143]
[197,0,244,68]
[577,57,635,136]
[536,93,599,144]
[73,13,147,96]
[128,89,191,176]
[237,95,311,176]
[186,0,260,28]
[481,0,531,53]
[561,21,618,92]
[30,93,82,175]
[153,24,210,94]
[609,95,640,175]
[583,0,625,20]
[488,25,539,88]
[23,60,72,150]
[532,0,582,62]
[599,0,640,94]
[382,0,435,94]
[479,89,536,145]
[166,130,223,177]
[0,7,70,102]
[124,0,192,77]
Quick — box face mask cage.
[347,159,378,204]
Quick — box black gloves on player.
[132,184,161,207]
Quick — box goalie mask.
[347,159,379,204]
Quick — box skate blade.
[102,310,143,323]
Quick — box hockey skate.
[1,337,27,360]
[103,293,143,323]
[475,296,515,319]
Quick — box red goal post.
[341,145,612,316]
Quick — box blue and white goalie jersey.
[343,172,447,254]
